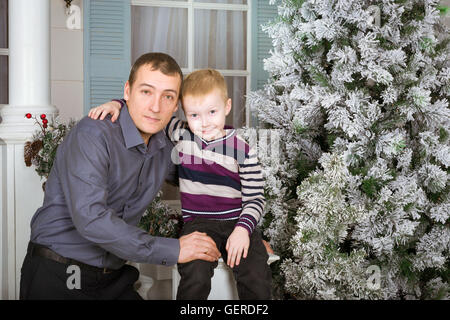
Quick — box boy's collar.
[197,128,236,146]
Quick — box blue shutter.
[251,0,278,91]
[84,0,131,114]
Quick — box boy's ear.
[225,98,232,116]
[124,81,130,100]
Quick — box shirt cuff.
[145,236,180,266]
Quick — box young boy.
[89,69,272,300]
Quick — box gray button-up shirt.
[30,105,180,269]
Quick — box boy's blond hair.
[181,69,228,103]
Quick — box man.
[20,52,221,300]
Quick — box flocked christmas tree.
[248,0,449,299]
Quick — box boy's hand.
[226,226,250,268]
[88,100,122,122]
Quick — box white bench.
[171,253,280,300]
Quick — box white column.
[0,0,58,299]
[0,0,57,140]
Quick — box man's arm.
[58,126,180,266]
[59,125,219,265]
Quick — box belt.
[28,242,117,274]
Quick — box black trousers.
[176,218,272,300]
[20,243,142,300]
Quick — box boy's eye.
[165,95,174,100]
[190,114,197,118]
[142,90,151,95]
[210,110,216,114]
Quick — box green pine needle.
[438,6,449,16]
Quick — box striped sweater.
[165,116,265,234]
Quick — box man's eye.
[165,95,174,100]
[142,90,151,95]
[190,114,197,118]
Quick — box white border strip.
[132,0,248,11]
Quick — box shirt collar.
[118,103,167,151]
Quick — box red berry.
[40,114,46,120]
[43,124,48,128]
[42,119,48,124]
[25,113,32,119]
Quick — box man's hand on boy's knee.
[178,231,221,263]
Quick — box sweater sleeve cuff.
[112,98,126,108]
[235,214,258,235]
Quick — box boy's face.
[124,65,181,144]
[182,89,232,141]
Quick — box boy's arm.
[88,98,189,142]
[164,115,189,143]
[88,99,123,122]
[236,144,265,235]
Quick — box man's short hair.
[181,69,228,103]
[128,52,183,90]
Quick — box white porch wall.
[51,0,84,123]
[0,0,85,300]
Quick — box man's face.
[124,65,181,144]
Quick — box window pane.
[195,0,247,4]
[131,6,188,68]
[0,55,8,104]
[0,0,7,48]
[194,9,246,70]
[225,76,246,128]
